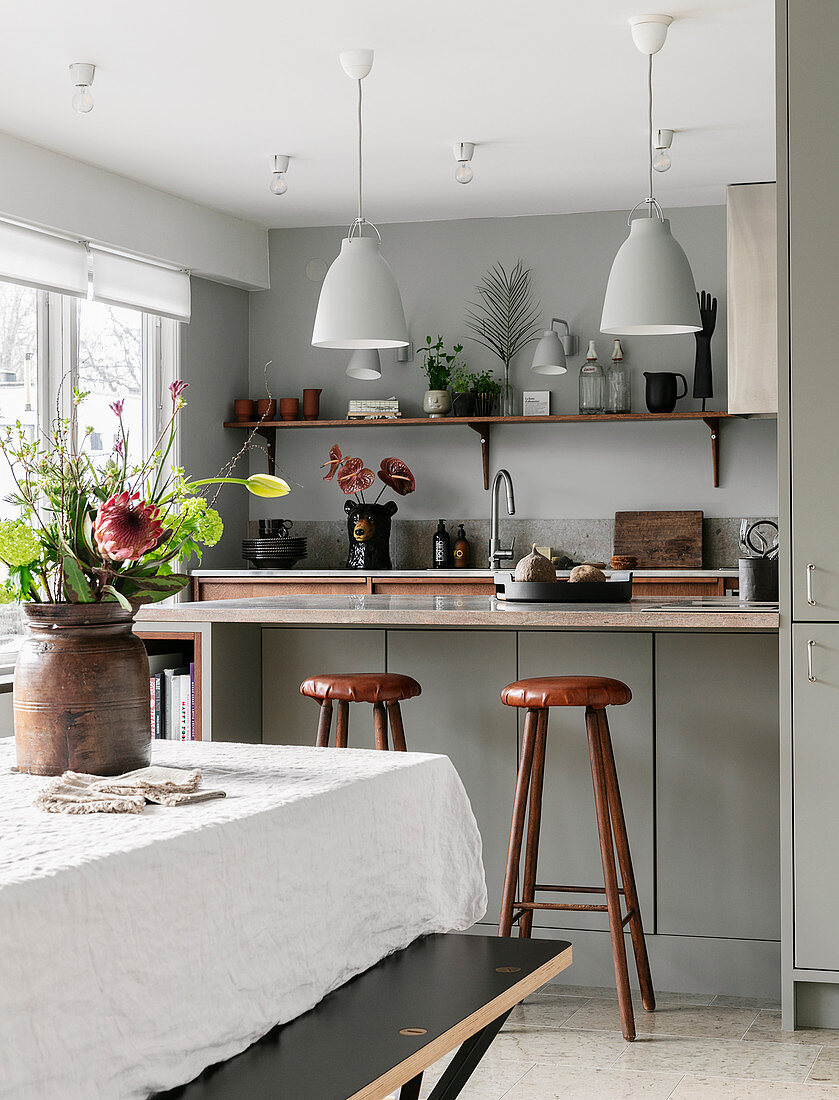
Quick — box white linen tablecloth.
[0,740,486,1099]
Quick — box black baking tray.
[494,571,634,603]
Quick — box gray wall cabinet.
[792,625,839,971]
[656,634,780,941]
[516,632,654,933]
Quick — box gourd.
[514,545,557,583]
[569,564,607,583]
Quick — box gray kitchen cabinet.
[385,629,518,927]
[792,624,839,970]
[656,634,780,941]
[515,632,654,932]
[262,628,386,746]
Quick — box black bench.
[157,932,572,1100]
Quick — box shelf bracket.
[467,422,490,489]
[703,417,720,487]
[255,426,277,476]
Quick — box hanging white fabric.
[0,220,88,297]
[90,249,191,322]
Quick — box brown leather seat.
[501,676,631,710]
[300,673,422,705]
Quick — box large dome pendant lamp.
[312,50,409,350]
[600,15,701,336]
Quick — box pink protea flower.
[109,399,124,417]
[93,491,165,562]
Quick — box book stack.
[149,653,197,740]
[347,398,401,420]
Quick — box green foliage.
[419,336,464,391]
[470,369,502,398]
[464,260,542,369]
[0,520,40,567]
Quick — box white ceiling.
[0,0,775,230]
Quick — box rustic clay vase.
[256,398,277,421]
[279,398,299,421]
[233,398,255,422]
[14,603,152,776]
[302,388,322,420]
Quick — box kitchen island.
[136,594,781,999]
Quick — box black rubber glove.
[693,290,717,403]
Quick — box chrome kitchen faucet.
[488,469,516,570]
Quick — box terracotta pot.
[302,388,322,420]
[256,398,277,421]
[279,398,299,421]
[14,603,152,776]
[233,398,255,422]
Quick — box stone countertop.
[190,568,739,578]
[137,594,778,631]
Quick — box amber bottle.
[453,524,471,568]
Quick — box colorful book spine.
[189,662,195,741]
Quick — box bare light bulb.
[270,171,288,195]
[455,161,473,185]
[72,86,94,114]
[653,147,671,172]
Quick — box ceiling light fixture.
[653,128,674,172]
[311,50,409,350]
[346,348,382,379]
[531,318,577,375]
[69,63,95,115]
[600,16,701,336]
[453,142,475,185]
[269,155,290,195]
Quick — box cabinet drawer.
[194,578,369,600]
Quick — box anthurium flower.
[322,444,343,482]
[93,491,165,562]
[337,457,375,495]
[377,457,415,496]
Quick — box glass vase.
[500,365,516,417]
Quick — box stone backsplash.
[244,516,776,571]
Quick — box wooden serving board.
[613,510,703,569]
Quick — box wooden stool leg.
[518,708,548,938]
[386,701,408,751]
[336,701,350,748]
[499,707,538,937]
[586,705,636,1042]
[597,708,655,1013]
[316,700,333,747]
[372,702,389,750]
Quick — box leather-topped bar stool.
[498,675,655,1041]
[299,673,421,751]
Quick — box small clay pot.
[280,398,300,421]
[234,399,255,422]
[302,388,322,420]
[256,398,277,421]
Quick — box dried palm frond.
[464,260,542,367]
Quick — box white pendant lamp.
[600,15,701,336]
[531,318,575,375]
[312,50,409,350]
[346,348,382,379]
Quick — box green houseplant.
[448,362,477,417]
[471,369,503,417]
[419,336,463,418]
[0,382,290,776]
[464,260,542,416]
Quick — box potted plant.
[449,363,477,417]
[471,369,503,417]
[419,335,463,418]
[322,445,415,569]
[0,382,290,776]
[465,260,542,416]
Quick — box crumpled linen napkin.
[34,765,226,815]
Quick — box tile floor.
[406,985,839,1099]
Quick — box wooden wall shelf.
[224,411,764,489]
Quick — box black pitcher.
[644,371,688,414]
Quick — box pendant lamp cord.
[358,78,365,225]
[647,53,654,215]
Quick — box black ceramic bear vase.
[344,499,397,570]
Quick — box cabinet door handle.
[807,638,817,683]
[807,563,816,606]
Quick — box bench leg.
[498,709,538,936]
[387,701,408,751]
[316,700,333,747]
[518,708,548,938]
[398,1073,423,1099]
[336,701,350,748]
[373,702,389,750]
[427,1010,512,1099]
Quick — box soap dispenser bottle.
[433,520,451,568]
[453,524,471,568]
[579,340,605,414]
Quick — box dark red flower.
[109,399,124,417]
[337,457,375,495]
[378,457,415,496]
[169,380,189,402]
[321,444,343,482]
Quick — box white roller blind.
[0,220,88,297]
[91,249,191,322]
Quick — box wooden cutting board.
[613,510,703,569]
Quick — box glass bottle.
[579,340,605,414]
[605,338,631,413]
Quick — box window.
[0,282,179,666]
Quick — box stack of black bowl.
[242,520,307,569]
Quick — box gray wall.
[180,276,251,568]
[247,206,778,523]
